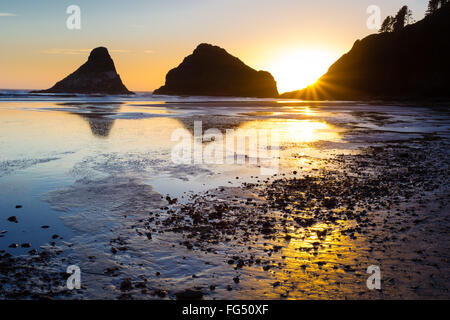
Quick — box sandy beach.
[1,96,448,299]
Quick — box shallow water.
[0,92,449,299]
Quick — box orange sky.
[0,0,426,92]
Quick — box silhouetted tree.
[426,0,449,15]
[379,16,394,33]
[392,5,413,32]
[379,5,414,33]
[427,0,440,15]
[405,7,415,25]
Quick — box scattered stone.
[120,279,133,291]
[154,289,167,298]
[135,282,147,289]
[7,216,18,223]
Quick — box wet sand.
[0,99,449,299]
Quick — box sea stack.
[33,47,133,95]
[281,4,450,100]
[153,43,279,98]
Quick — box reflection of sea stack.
[154,43,279,98]
[282,4,450,100]
[33,47,133,95]
[83,116,115,137]
[58,102,121,137]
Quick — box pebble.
[7,216,18,223]
[120,279,133,291]
[154,289,167,298]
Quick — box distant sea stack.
[153,43,279,98]
[282,4,450,100]
[33,47,133,95]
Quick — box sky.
[0,0,428,93]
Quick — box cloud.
[0,13,17,17]
[144,50,155,54]
[42,48,131,55]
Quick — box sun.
[268,50,338,94]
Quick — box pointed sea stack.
[33,47,133,95]
[153,43,278,98]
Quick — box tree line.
[379,0,449,33]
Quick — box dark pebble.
[154,289,167,298]
[120,279,133,291]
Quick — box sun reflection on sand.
[239,215,368,299]
[238,119,340,143]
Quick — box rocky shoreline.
[1,135,448,299]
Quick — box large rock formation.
[281,4,450,100]
[153,43,278,98]
[33,47,133,95]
